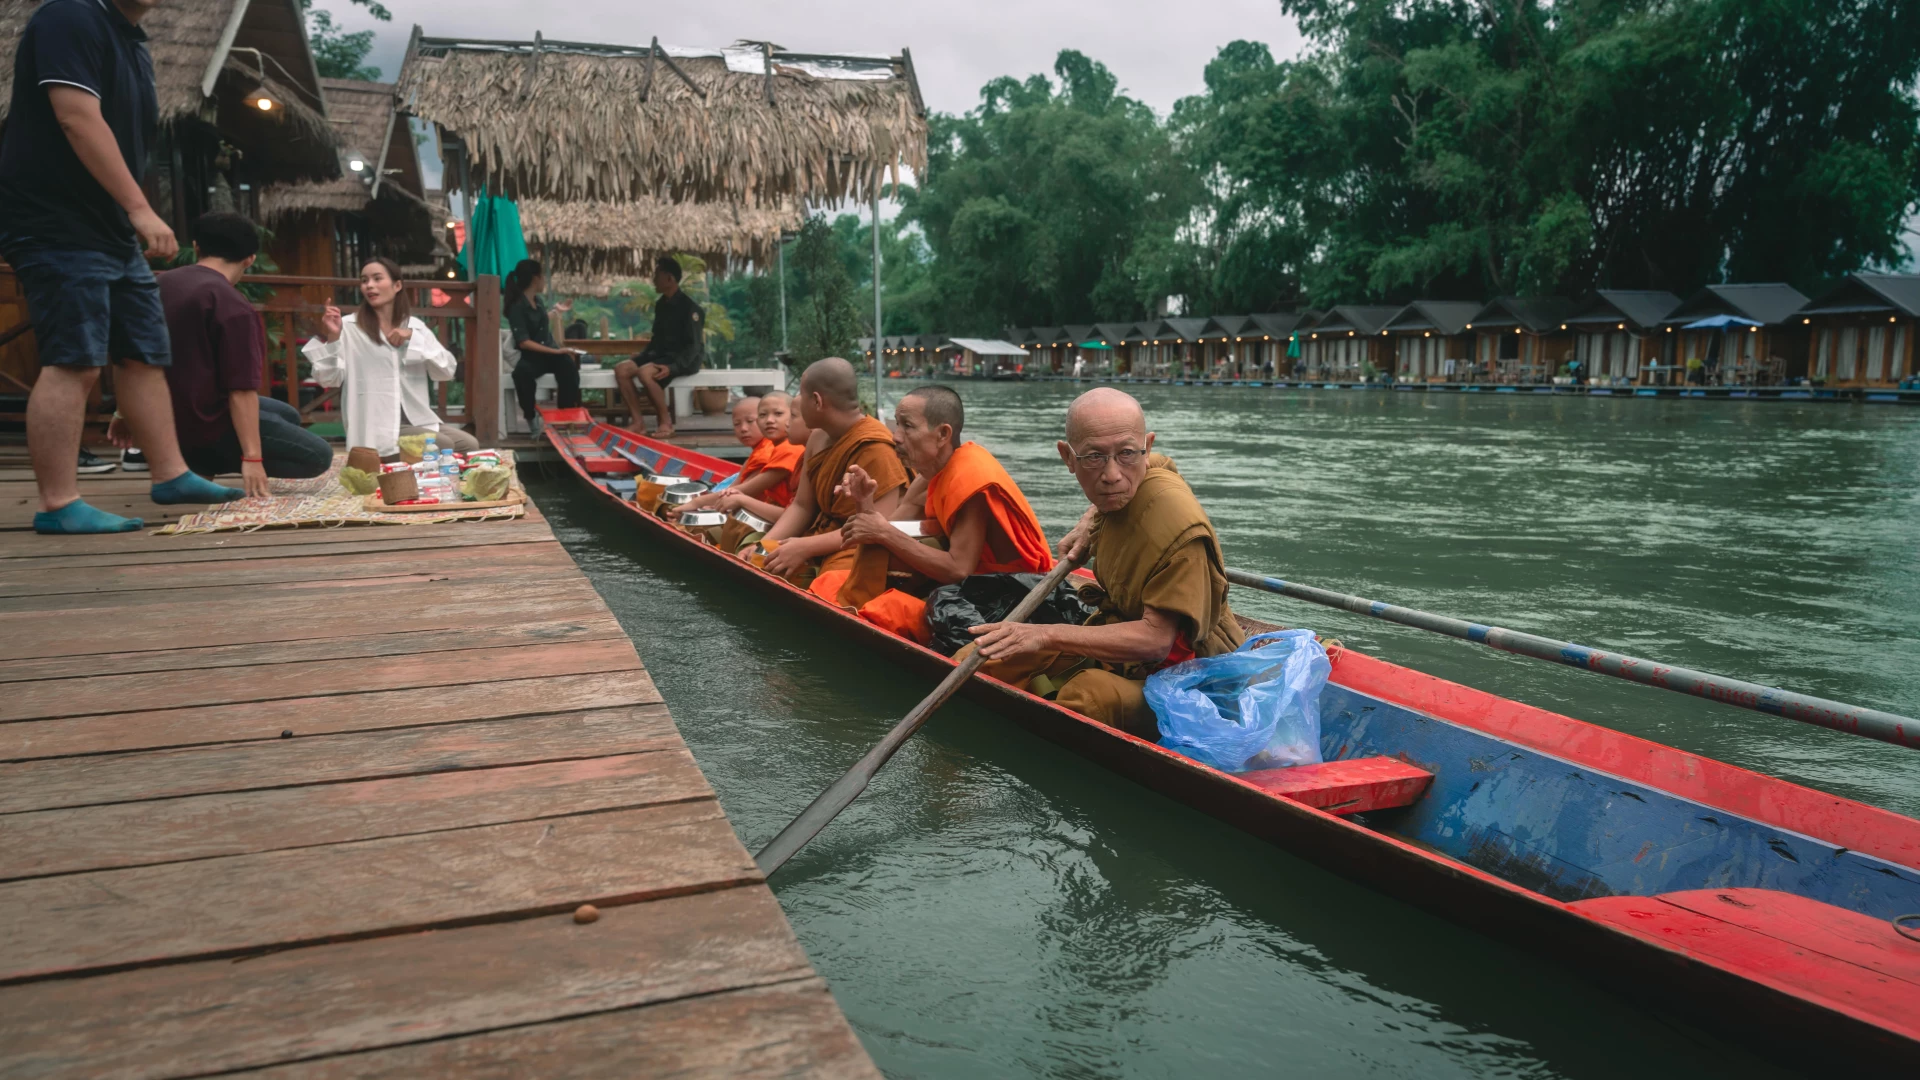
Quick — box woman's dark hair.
[654,255,682,282]
[193,212,260,262]
[353,256,411,344]
[564,319,589,340]
[504,258,544,309]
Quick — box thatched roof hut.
[518,196,800,295]
[397,34,927,207]
[0,0,336,184]
[259,78,436,269]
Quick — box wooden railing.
[248,274,503,445]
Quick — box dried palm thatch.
[520,196,799,292]
[259,78,403,220]
[398,37,927,208]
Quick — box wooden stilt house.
[1382,302,1481,383]
[1300,306,1401,380]
[1563,291,1682,385]
[1657,284,1808,386]
[1466,297,1575,384]
[1246,313,1308,378]
[1788,274,1919,387]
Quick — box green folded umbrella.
[457,189,529,280]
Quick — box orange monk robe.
[803,418,909,600]
[851,442,1054,644]
[757,440,806,507]
[738,437,775,476]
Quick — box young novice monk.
[670,396,761,519]
[704,390,805,522]
[834,385,1052,643]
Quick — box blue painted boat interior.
[1315,684,1920,918]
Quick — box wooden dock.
[0,469,877,1078]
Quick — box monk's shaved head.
[759,390,791,409]
[800,357,860,411]
[1065,387,1146,445]
[903,385,964,447]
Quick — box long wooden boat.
[547,418,1920,1068]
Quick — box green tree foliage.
[787,217,868,364]
[300,0,391,82]
[907,51,1198,332]
[1185,0,1920,304]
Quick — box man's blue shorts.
[0,238,170,369]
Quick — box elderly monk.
[836,385,1052,642]
[762,358,907,587]
[969,388,1244,737]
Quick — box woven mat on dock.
[158,452,526,534]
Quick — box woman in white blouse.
[303,257,480,457]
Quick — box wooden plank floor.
[0,484,877,1078]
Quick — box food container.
[376,468,419,504]
[717,508,773,553]
[657,482,710,507]
[631,478,668,514]
[678,511,728,528]
[743,538,778,569]
[345,446,381,475]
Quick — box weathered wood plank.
[0,528,556,570]
[0,543,578,598]
[0,636,641,722]
[0,561,585,613]
[0,800,759,985]
[0,518,551,560]
[0,616,625,684]
[0,746,704,881]
[239,980,882,1080]
[0,888,816,1080]
[1,580,602,658]
[0,671,660,770]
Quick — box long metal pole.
[777,234,789,355]
[870,190,884,417]
[1223,568,1920,750]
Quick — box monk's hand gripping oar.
[755,554,1087,876]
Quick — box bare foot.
[654,426,676,440]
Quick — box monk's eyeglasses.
[1072,448,1146,471]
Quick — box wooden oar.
[756,555,1086,876]
[1223,568,1920,751]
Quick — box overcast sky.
[341,0,1305,117]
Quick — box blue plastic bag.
[1145,629,1331,773]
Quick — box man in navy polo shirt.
[0,0,241,534]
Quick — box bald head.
[1065,387,1146,445]
[800,357,860,412]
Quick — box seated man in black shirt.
[614,256,704,438]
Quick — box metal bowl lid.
[659,482,709,504]
[730,508,772,531]
[679,511,728,527]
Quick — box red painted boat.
[547,417,1920,1068]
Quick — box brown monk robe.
[968,388,1243,739]
[837,385,1052,644]
[761,358,907,588]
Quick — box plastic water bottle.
[420,436,444,500]
[441,450,462,499]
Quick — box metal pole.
[1223,568,1920,750]
[777,234,789,355]
[870,190,884,417]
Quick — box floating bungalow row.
[966,277,1920,390]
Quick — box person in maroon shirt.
[111,212,331,494]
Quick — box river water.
[527,382,1918,1079]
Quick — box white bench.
[667,368,788,430]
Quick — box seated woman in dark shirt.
[614,255,704,438]
[504,259,581,433]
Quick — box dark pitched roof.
[1028,326,1067,344]
[1309,305,1402,336]
[1799,273,1920,319]
[1201,315,1253,339]
[1091,323,1134,344]
[1468,296,1577,333]
[1153,318,1211,341]
[1062,324,1097,343]
[1663,283,1809,327]
[1565,290,1682,332]
[1383,301,1481,336]
[1246,312,1306,337]
[1120,322,1156,342]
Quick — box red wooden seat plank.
[1575,891,1920,1041]
[1236,756,1434,815]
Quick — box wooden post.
[471,275,502,446]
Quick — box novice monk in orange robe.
[686,392,804,521]
[761,358,907,588]
[669,396,761,520]
[835,385,1052,643]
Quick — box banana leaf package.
[338,466,378,495]
[461,466,512,502]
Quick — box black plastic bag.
[925,573,1103,657]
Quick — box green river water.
[527,382,1919,1079]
